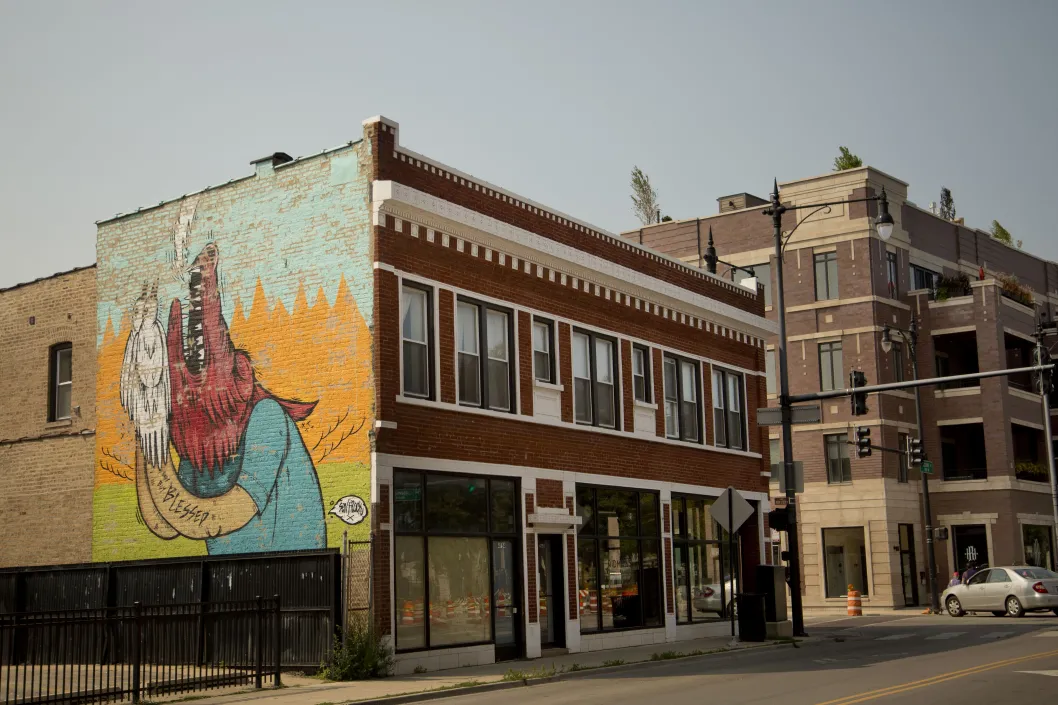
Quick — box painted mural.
[93,148,373,561]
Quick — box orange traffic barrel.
[847,586,862,616]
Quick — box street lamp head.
[880,324,893,353]
[876,186,895,241]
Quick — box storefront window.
[576,486,662,632]
[1023,524,1055,570]
[672,495,728,623]
[393,470,519,652]
[823,527,868,598]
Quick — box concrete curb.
[344,640,792,705]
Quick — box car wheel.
[1005,596,1024,618]
[1053,609,1058,617]
[991,611,1006,617]
[946,596,964,617]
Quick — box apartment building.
[626,167,1058,611]
[0,117,775,668]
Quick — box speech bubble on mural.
[330,495,368,525]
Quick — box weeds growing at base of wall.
[502,664,556,681]
[601,659,626,667]
[319,617,393,680]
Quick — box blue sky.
[1,0,1056,288]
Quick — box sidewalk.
[171,633,789,705]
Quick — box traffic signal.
[768,508,789,532]
[855,426,872,458]
[907,436,923,466]
[850,370,868,416]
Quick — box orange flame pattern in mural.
[95,275,372,487]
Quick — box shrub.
[933,273,971,301]
[319,616,393,681]
[996,272,1033,306]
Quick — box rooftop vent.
[251,152,294,176]
[717,192,768,213]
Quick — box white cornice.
[372,180,778,339]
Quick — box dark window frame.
[712,367,745,450]
[663,353,702,443]
[911,265,939,292]
[824,433,852,484]
[671,493,736,625]
[571,328,620,429]
[531,316,556,384]
[886,250,899,298]
[47,342,73,422]
[892,342,905,383]
[818,341,843,393]
[400,281,435,401]
[822,526,869,597]
[897,432,909,483]
[576,485,662,633]
[392,469,521,653]
[632,344,652,404]
[814,251,839,301]
[456,295,516,413]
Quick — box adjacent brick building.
[0,117,774,668]
[628,166,1058,611]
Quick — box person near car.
[962,562,978,584]
[948,571,961,587]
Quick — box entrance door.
[952,524,989,574]
[492,539,522,661]
[898,524,919,606]
[537,535,565,649]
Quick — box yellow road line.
[813,648,1058,705]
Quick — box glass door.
[492,539,521,661]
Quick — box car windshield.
[1013,568,1058,579]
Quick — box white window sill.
[45,418,73,428]
[634,400,658,410]
[533,380,564,392]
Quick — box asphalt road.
[436,613,1058,705]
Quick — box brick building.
[627,166,1058,611]
[0,117,774,668]
[0,265,97,568]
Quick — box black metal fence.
[0,550,341,669]
[1,598,279,705]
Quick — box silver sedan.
[943,566,1058,617]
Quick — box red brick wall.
[536,479,564,508]
[438,288,455,404]
[621,339,635,432]
[517,311,534,416]
[558,322,574,423]
[373,126,763,318]
[652,347,666,437]
[566,534,577,621]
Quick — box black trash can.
[736,593,767,642]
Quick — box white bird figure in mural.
[120,282,171,468]
[171,199,197,280]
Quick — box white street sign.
[713,486,755,534]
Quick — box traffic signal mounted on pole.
[907,436,923,466]
[855,426,872,458]
[850,370,868,416]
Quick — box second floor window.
[818,341,843,392]
[814,251,839,300]
[712,368,744,450]
[532,318,555,383]
[663,355,701,443]
[911,265,938,291]
[825,433,852,484]
[892,342,905,383]
[401,285,432,399]
[632,345,651,403]
[48,342,73,421]
[457,299,514,412]
[886,250,899,298]
[572,330,618,428]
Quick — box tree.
[939,187,956,221]
[630,166,661,226]
[990,220,1012,245]
[833,146,863,171]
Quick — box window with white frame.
[632,344,651,403]
[532,318,555,383]
[712,368,744,450]
[457,297,515,412]
[663,354,701,443]
[571,329,618,428]
[400,284,432,399]
[49,342,73,421]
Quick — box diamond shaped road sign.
[712,486,755,534]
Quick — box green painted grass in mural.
[92,461,371,562]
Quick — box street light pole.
[885,319,940,612]
[1034,319,1058,562]
[765,181,806,637]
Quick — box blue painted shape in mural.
[176,398,326,554]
